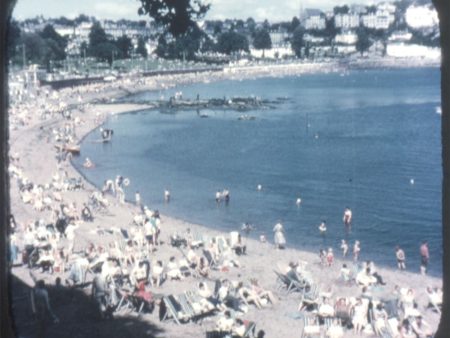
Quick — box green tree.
[19,33,47,65]
[7,19,21,62]
[115,35,133,59]
[356,27,371,56]
[137,0,210,37]
[88,21,108,50]
[253,28,272,58]
[88,21,116,64]
[291,26,305,58]
[216,31,249,55]
[136,37,148,57]
[333,5,349,15]
[40,24,67,63]
[246,17,256,34]
[289,17,300,33]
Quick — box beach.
[8,61,443,338]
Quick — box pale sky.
[12,0,383,22]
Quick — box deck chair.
[177,293,197,320]
[299,284,320,311]
[301,316,321,338]
[185,290,216,314]
[241,321,256,338]
[386,317,399,338]
[160,295,189,325]
[115,287,134,314]
[191,233,205,248]
[324,318,344,338]
[203,249,218,268]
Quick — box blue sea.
[74,67,442,276]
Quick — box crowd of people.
[7,70,442,338]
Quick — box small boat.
[436,106,442,115]
[199,113,209,118]
[55,144,80,155]
[238,114,256,121]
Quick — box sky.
[12,0,384,22]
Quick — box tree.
[6,19,21,61]
[137,0,210,37]
[40,24,67,54]
[216,31,249,55]
[289,17,300,33]
[115,35,132,59]
[356,27,371,56]
[291,26,305,58]
[136,37,148,57]
[333,5,349,15]
[155,27,204,60]
[88,21,108,49]
[88,21,116,63]
[253,29,272,58]
[246,17,256,34]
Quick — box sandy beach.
[8,62,442,338]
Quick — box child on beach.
[340,240,348,258]
[396,246,406,270]
[353,240,361,262]
[326,248,334,266]
[273,221,286,249]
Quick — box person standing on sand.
[420,241,429,275]
[353,240,361,262]
[341,239,348,258]
[135,191,141,207]
[273,221,286,249]
[31,280,59,338]
[396,246,406,270]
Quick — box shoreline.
[9,63,443,337]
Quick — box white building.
[334,13,360,29]
[334,31,357,45]
[405,5,439,29]
[303,9,326,30]
[386,43,440,59]
[361,10,394,30]
[388,31,412,42]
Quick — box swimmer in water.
[343,207,352,226]
[318,221,327,234]
[83,157,94,168]
[296,198,302,206]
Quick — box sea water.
[74,67,442,276]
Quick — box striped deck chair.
[324,318,344,338]
[161,295,189,325]
[241,321,256,337]
[177,293,197,320]
[203,249,218,268]
[301,316,321,338]
[299,284,320,311]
